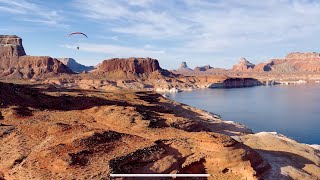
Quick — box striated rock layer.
[0,35,73,79]
[232,57,255,72]
[249,52,320,73]
[97,57,162,74]
[210,78,262,88]
[0,35,26,69]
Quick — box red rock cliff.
[97,57,163,74]
[0,35,26,69]
[253,52,320,73]
[232,57,255,72]
[0,35,73,79]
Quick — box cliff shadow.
[135,91,208,131]
[0,111,3,120]
[0,82,131,112]
[2,82,256,136]
[109,141,207,179]
[0,83,185,129]
[199,120,253,136]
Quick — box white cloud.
[0,0,67,26]
[127,0,154,7]
[4,0,318,69]
[73,0,192,39]
[98,36,120,41]
[144,44,153,49]
[73,0,320,56]
[73,0,129,20]
[0,5,24,14]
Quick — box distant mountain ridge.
[58,58,94,73]
[173,52,320,75]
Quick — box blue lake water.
[169,84,320,145]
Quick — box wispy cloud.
[0,0,67,27]
[73,0,192,39]
[62,43,165,57]
[73,0,320,56]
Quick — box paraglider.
[68,32,88,50]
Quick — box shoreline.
[202,106,320,149]
[164,85,320,149]
[156,79,320,93]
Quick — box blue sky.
[1,0,320,69]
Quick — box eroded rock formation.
[232,57,255,72]
[97,57,162,74]
[210,78,261,88]
[0,35,73,79]
[252,52,320,73]
[0,35,26,69]
[174,61,193,73]
[194,65,213,71]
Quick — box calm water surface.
[169,84,320,144]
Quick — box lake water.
[169,84,320,145]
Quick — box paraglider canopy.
[68,32,88,50]
[68,32,88,38]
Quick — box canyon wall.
[0,35,73,79]
[97,57,162,74]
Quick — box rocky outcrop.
[173,62,228,76]
[0,35,26,69]
[232,58,255,72]
[252,62,272,72]
[58,58,94,73]
[174,62,193,73]
[180,62,188,68]
[96,57,164,75]
[210,78,261,88]
[0,35,73,79]
[285,52,320,59]
[194,65,212,71]
[0,35,25,56]
[17,56,72,78]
